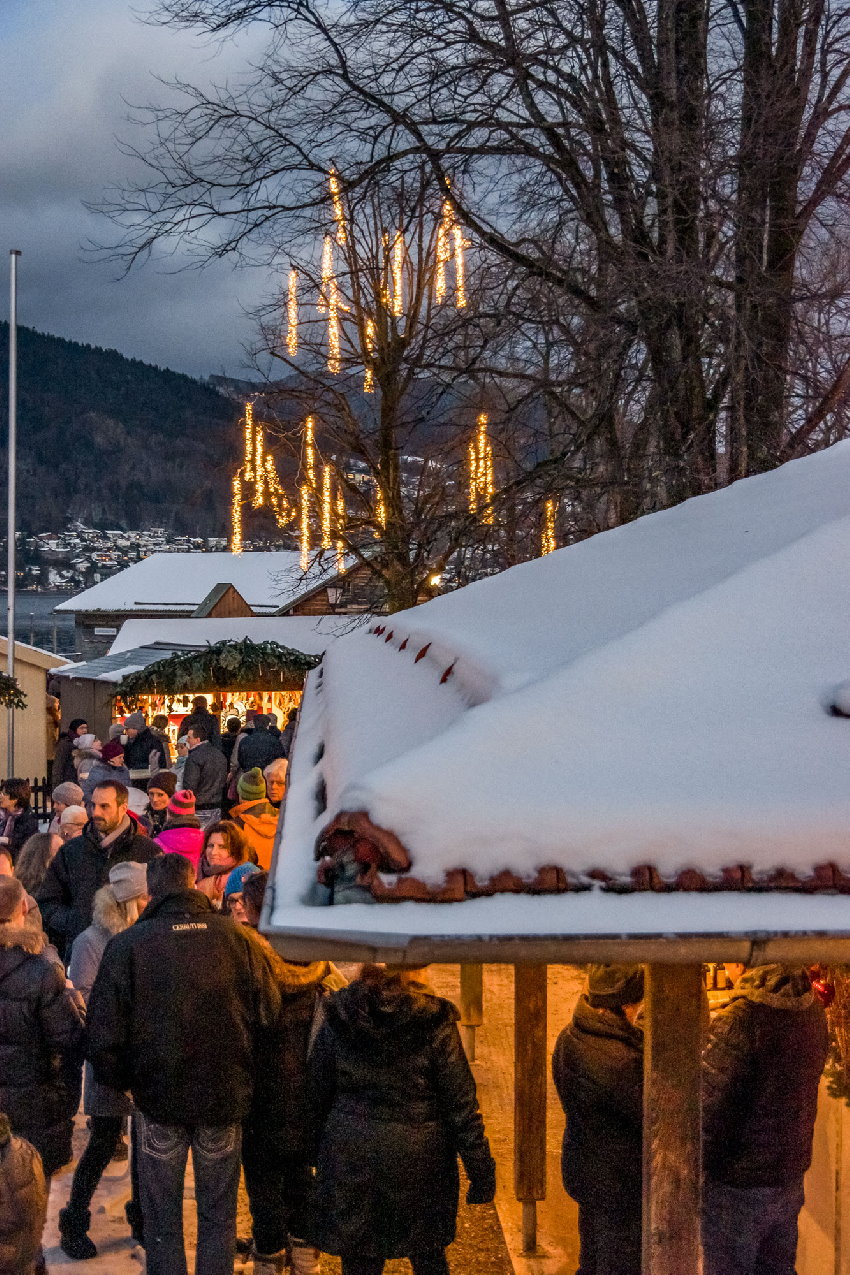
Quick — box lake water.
[0,591,77,656]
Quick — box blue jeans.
[136,1111,241,1275]
[703,1179,804,1275]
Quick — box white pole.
[7,251,20,775]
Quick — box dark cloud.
[0,0,273,379]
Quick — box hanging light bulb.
[363,318,376,393]
[329,169,347,246]
[436,201,452,303]
[391,231,404,318]
[542,498,557,555]
[321,464,333,550]
[300,483,311,571]
[231,473,243,554]
[286,268,298,357]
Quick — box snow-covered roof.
[109,615,368,656]
[267,442,850,951]
[55,552,349,615]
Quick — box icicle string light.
[375,484,387,534]
[321,464,333,550]
[453,220,468,309]
[286,269,298,357]
[300,483,311,571]
[230,401,295,549]
[231,474,243,554]
[363,318,376,393]
[305,415,316,487]
[542,498,557,555]
[318,236,342,373]
[469,413,494,524]
[436,201,452,303]
[335,488,346,571]
[244,403,254,482]
[329,169,347,246]
[391,231,404,318]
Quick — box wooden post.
[460,963,484,1061]
[514,963,547,1253]
[642,964,705,1275]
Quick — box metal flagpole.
[7,251,20,774]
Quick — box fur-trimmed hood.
[253,931,344,997]
[0,923,45,956]
[729,963,815,1011]
[91,885,130,938]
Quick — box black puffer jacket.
[123,727,167,776]
[87,890,281,1126]
[236,726,284,773]
[552,995,643,1210]
[703,964,829,1188]
[0,924,85,1176]
[306,974,496,1260]
[36,818,160,954]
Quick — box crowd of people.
[0,700,836,1275]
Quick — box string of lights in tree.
[230,403,294,554]
[542,498,558,556]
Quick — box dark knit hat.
[101,739,125,763]
[168,789,196,818]
[587,964,645,1009]
[237,767,266,803]
[148,770,177,798]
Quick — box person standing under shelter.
[178,695,221,745]
[235,713,284,773]
[86,852,280,1275]
[702,963,829,1275]
[183,723,227,828]
[53,719,89,787]
[552,964,644,1275]
[121,712,168,789]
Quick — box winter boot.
[125,1199,145,1246]
[252,1250,288,1275]
[58,1205,97,1260]
[290,1240,321,1275]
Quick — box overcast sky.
[0,0,271,379]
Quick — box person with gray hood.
[702,963,829,1275]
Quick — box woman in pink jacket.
[154,790,204,875]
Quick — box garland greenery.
[113,638,320,699]
[0,672,27,710]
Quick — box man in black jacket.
[36,780,160,957]
[702,963,829,1275]
[178,695,221,745]
[236,714,284,773]
[552,964,644,1275]
[87,853,280,1275]
[121,711,168,788]
[183,722,228,827]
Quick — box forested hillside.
[0,324,239,534]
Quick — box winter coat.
[178,708,221,745]
[87,889,281,1126]
[53,732,79,786]
[246,946,345,1162]
[68,891,134,1120]
[552,995,643,1211]
[703,964,829,1189]
[0,1125,47,1275]
[155,822,205,875]
[82,759,132,805]
[182,740,227,810]
[36,817,160,954]
[229,799,279,871]
[279,721,296,759]
[150,728,172,767]
[123,728,167,780]
[141,803,168,838]
[306,976,496,1259]
[236,727,284,774]
[1,809,39,865]
[220,730,241,769]
[0,924,85,1175]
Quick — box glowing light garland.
[469,413,494,524]
[318,236,343,374]
[300,482,311,571]
[375,484,387,534]
[305,415,316,487]
[436,201,452,303]
[230,401,294,550]
[329,169,347,246]
[231,474,243,554]
[363,318,376,393]
[391,231,404,318]
[286,269,298,357]
[453,220,469,309]
[335,488,346,571]
[321,464,333,550]
[542,498,557,555]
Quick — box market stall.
[264,440,850,1275]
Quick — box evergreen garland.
[114,638,320,699]
[0,672,27,710]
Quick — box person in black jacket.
[183,723,228,827]
[0,876,85,1181]
[306,963,496,1275]
[235,714,284,774]
[86,852,281,1275]
[552,964,644,1275]
[178,696,221,745]
[121,712,168,788]
[36,780,160,958]
[0,780,40,864]
[53,718,89,787]
[702,963,829,1275]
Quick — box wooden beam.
[459,963,484,1061]
[514,963,547,1253]
[642,964,705,1275]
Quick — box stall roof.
[109,615,365,656]
[267,442,850,956]
[55,551,352,616]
